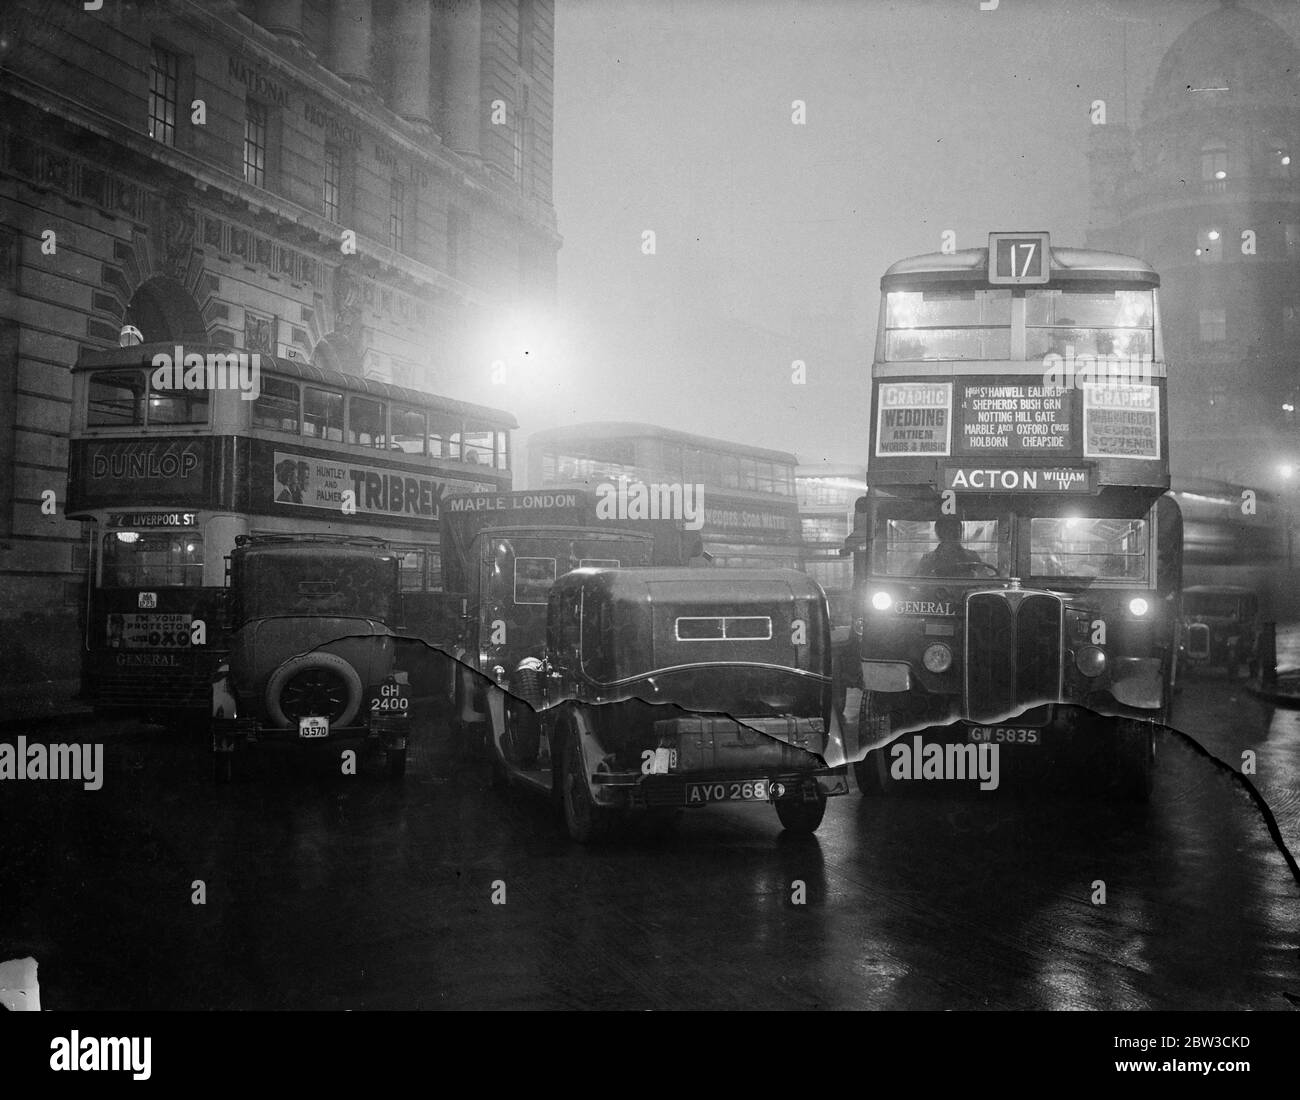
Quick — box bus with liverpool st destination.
[850,232,1182,799]
[65,341,514,721]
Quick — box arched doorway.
[123,276,207,343]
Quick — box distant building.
[526,422,804,568]
[795,463,866,593]
[1086,0,1300,486]
[0,0,557,712]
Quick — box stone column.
[441,0,481,156]
[330,0,374,90]
[391,0,433,124]
[257,0,304,41]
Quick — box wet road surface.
[1,672,1298,1010]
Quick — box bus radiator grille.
[965,592,1063,722]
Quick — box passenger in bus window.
[917,517,987,577]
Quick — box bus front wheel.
[854,691,895,795]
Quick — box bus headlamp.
[1075,646,1107,677]
[922,643,952,673]
[871,590,893,612]
[1128,597,1149,617]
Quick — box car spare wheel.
[265,652,364,729]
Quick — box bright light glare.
[871,590,893,611]
[1279,464,1295,479]
[1129,597,1149,617]
[1207,229,1220,241]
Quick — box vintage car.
[210,535,411,782]
[1180,584,1262,678]
[484,566,850,841]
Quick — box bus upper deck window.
[88,371,146,426]
[1024,289,1155,361]
[462,430,495,465]
[253,376,300,433]
[148,378,209,426]
[884,289,1012,362]
[348,395,385,448]
[392,407,427,455]
[304,387,343,441]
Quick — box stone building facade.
[0,0,558,714]
[1086,1,1300,486]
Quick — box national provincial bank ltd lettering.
[227,56,290,107]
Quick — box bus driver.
[917,516,987,577]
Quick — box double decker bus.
[66,342,514,721]
[851,232,1181,799]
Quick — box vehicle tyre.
[1111,718,1153,803]
[775,793,827,834]
[854,690,894,795]
[265,652,364,729]
[561,723,616,844]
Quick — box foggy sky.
[505,0,1300,472]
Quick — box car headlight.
[922,643,952,673]
[1128,597,1149,617]
[871,590,893,611]
[1075,645,1107,677]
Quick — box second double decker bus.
[66,342,514,721]
[851,232,1181,799]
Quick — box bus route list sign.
[271,451,495,520]
[1083,384,1160,459]
[876,382,953,457]
[957,383,1073,454]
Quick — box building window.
[1199,308,1226,343]
[1200,142,1227,191]
[389,179,404,253]
[148,45,179,146]
[322,145,341,223]
[243,101,267,188]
